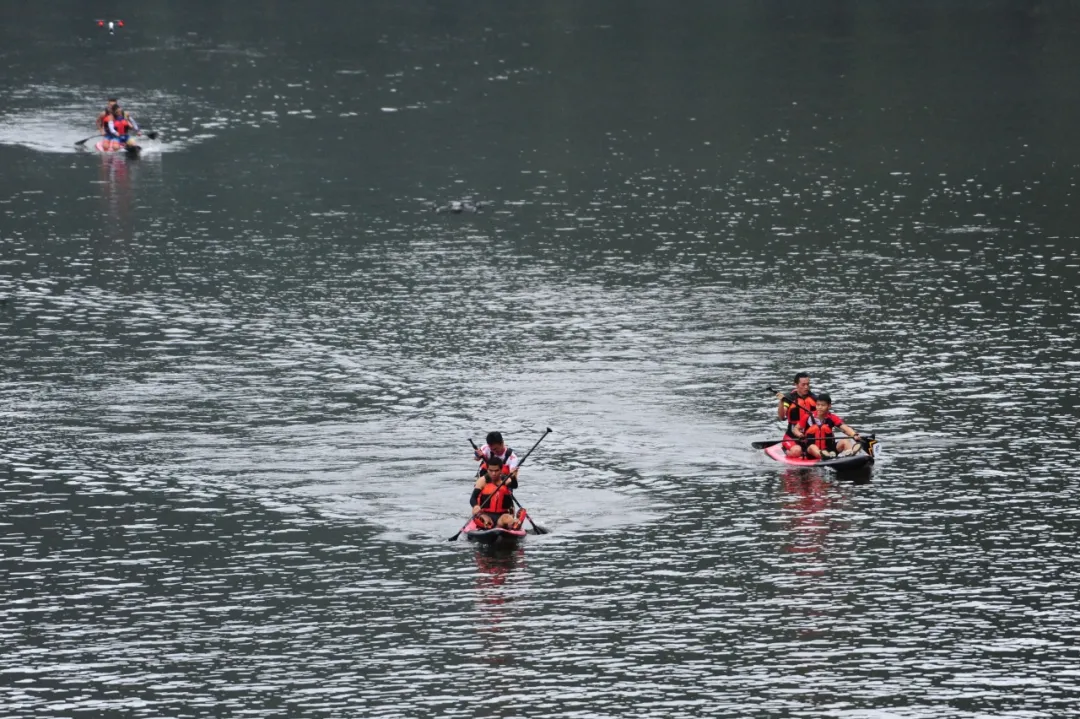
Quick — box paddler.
[802,393,864,459]
[776,372,816,421]
[96,98,119,134]
[470,456,523,530]
[473,431,520,477]
[104,105,140,151]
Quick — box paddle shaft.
[488,428,551,471]
[76,130,157,147]
[752,432,875,451]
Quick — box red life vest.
[784,397,816,440]
[804,414,842,449]
[478,480,512,514]
[112,117,132,136]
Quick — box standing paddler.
[473,431,520,476]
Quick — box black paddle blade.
[751,440,783,449]
[146,131,159,140]
[531,523,549,535]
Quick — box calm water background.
[2,1,1079,717]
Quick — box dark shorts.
[477,511,511,527]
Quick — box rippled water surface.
[3,1,1080,717]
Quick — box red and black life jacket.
[784,395,816,439]
[112,117,133,136]
[478,480,513,514]
[804,414,841,449]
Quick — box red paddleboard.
[95,141,140,157]
[764,442,875,470]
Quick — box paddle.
[752,433,875,451]
[448,428,552,541]
[75,131,156,147]
[751,439,784,450]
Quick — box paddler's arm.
[839,423,861,441]
[776,393,789,420]
[787,407,807,439]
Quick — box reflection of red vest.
[479,481,512,513]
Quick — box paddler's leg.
[496,512,515,529]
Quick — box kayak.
[462,517,527,548]
[95,140,141,157]
[764,438,877,471]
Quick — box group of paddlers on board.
[449,428,552,545]
[454,376,876,546]
[75,98,156,154]
[757,372,877,468]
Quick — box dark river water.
[2,1,1079,717]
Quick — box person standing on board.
[474,431,520,476]
[777,372,817,421]
[801,393,864,459]
[470,456,523,529]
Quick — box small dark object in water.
[434,199,487,214]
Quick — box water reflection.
[778,468,850,580]
[96,152,137,234]
[472,546,524,666]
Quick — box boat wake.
[0,85,212,154]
